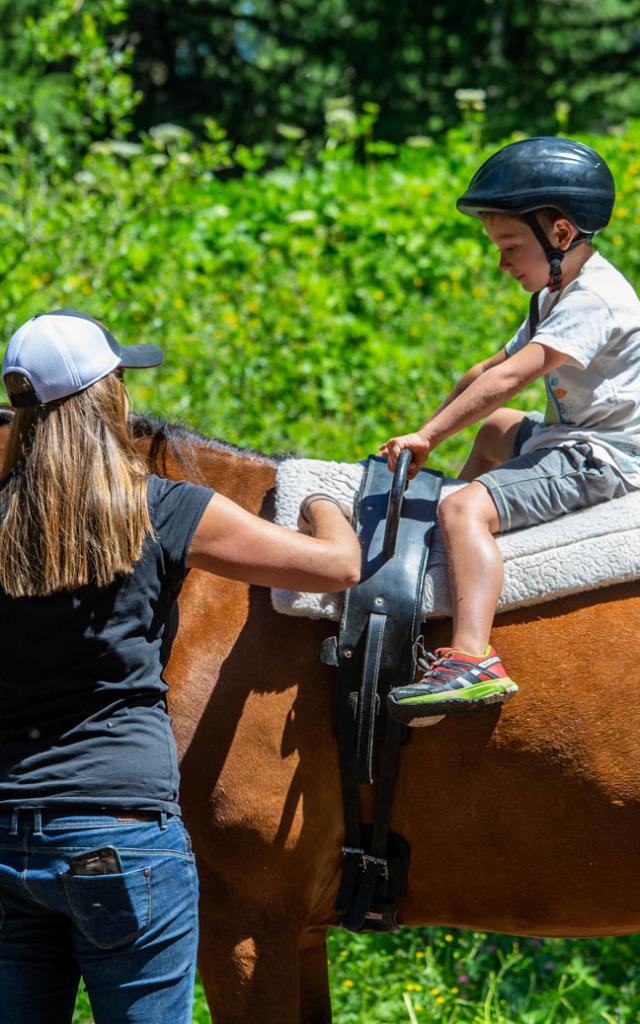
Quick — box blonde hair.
[0,371,153,597]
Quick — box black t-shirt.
[0,474,214,814]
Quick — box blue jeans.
[0,807,199,1024]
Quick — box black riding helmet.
[457,137,615,292]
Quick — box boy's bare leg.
[438,482,503,655]
[458,408,526,481]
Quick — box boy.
[382,137,640,724]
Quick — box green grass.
[328,928,640,1023]
[71,926,640,1022]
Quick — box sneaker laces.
[412,634,434,673]
[416,648,490,686]
[414,635,448,675]
[417,650,438,674]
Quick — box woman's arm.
[187,493,361,592]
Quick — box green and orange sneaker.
[387,645,518,727]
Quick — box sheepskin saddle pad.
[271,457,640,622]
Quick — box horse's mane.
[130,412,283,479]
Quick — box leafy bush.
[3,119,640,475]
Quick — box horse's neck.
[136,432,277,516]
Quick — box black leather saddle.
[321,452,442,932]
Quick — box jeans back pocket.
[62,865,152,949]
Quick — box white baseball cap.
[2,309,164,407]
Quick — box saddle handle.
[383,448,412,559]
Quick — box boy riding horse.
[382,137,640,724]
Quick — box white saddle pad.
[271,457,640,621]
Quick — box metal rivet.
[374,596,384,606]
[143,868,150,877]
[344,648,353,659]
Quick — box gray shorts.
[477,413,634,533]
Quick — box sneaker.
[387,645,518,726]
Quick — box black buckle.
[342,845,367,870]
[364,853,389,880]
[341,845,389,880]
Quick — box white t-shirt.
[505,251,640,485]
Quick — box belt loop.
[159,811,167,831]
[9,808,19,836]
[33,810,43,836]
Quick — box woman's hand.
[297,493,353,535]
[379,431,432,478]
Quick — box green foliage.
[328,927,640,1023]
[6,1,640,154]
[118,0,640,145]
[0,0,139,167]
[3,116,640,474]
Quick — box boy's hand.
[379,431,432,478]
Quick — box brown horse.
[6,412,640,1023]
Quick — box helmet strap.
[523,212,565,293]
[522,213,594,294]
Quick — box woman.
[0,309,360,1024]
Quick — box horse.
[4,410,640,1024]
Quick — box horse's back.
[395,581,640,936]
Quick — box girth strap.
[330,454,443,931]
[355,612,387,781]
